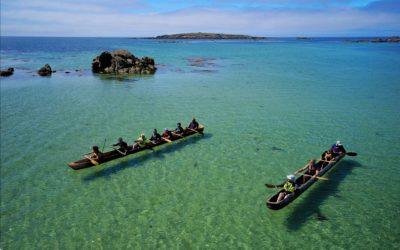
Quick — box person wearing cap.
[331,141,346,156]
[276,174,298,202]
[111,137,128,154]
[295,159,320,183]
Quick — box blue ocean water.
[1,37,400,249]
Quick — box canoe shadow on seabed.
[82,133,212,182]
[285,159,362,231]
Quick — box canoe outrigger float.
[67,125,204,170]
[266,151,354,210]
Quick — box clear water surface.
[1,37,399,249]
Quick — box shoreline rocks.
[92,50,156,74]
[0,68,14,77]
[344,36,400,43]
[38,64,52,76]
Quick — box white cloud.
[1,3,399,36]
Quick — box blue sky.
[1,0,399,37]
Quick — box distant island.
[344,37,400,43]
[155,32,265,40]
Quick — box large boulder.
[38,64,52,76]
[0,68,14,77]
[112,50,135,60]
[91,49,156,75]
[98,51,113,68]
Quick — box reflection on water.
[83,133,211,182]
[286,160,361,231]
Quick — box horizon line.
[1,35,399,39]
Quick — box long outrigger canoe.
[68,125,204,170]
[266,152,347,210]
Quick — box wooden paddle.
[162,137,172,143]
[302,174,329,180]
[265,183,281,188]
[112,146,127,156]
[265,173,328,188]
[320,160,336,163]
[171,131,184,138]
[149,140,158,145]
[101,138,106,152]
[265,174,329,188]
[187,127,203,135]
[84,154,99,165]
[346,152,357,156]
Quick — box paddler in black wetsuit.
[112,137,128,155]
[150,129,162,144]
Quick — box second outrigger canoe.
[266,152,346,210]
[68,125,204,170]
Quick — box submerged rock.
[0,68,14,77]
[91,49,157,75]
[38,64,52,76]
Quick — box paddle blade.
[265,184,277,188]
[346,152,357,156]
[84,155,99,165]
[88,158,99,165]
[163,138,172,143]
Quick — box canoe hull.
[67,126,204,170]
[266,153,345,210]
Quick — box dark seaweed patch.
[186,57,217,67]
[190,69,218,74]
[271,146,284,151]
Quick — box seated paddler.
[187,118,199,130]
[87,145,104,163]
[295,159,319,183]
[276,175,298,202]
[174,122,184,134]
[162,128,173,140]
[331,141,346,156]
[320,148,334,167]
[112,137,128,155]
[133,133,148,150]
[150,129,162,144]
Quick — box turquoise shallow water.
[1,37,400,249]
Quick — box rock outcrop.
[38,64,52,76]
[0,68,14,77]
[92,50,156,74]
[156,32,265,40]
[344,37,400,43]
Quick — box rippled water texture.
[1,37,399,249]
